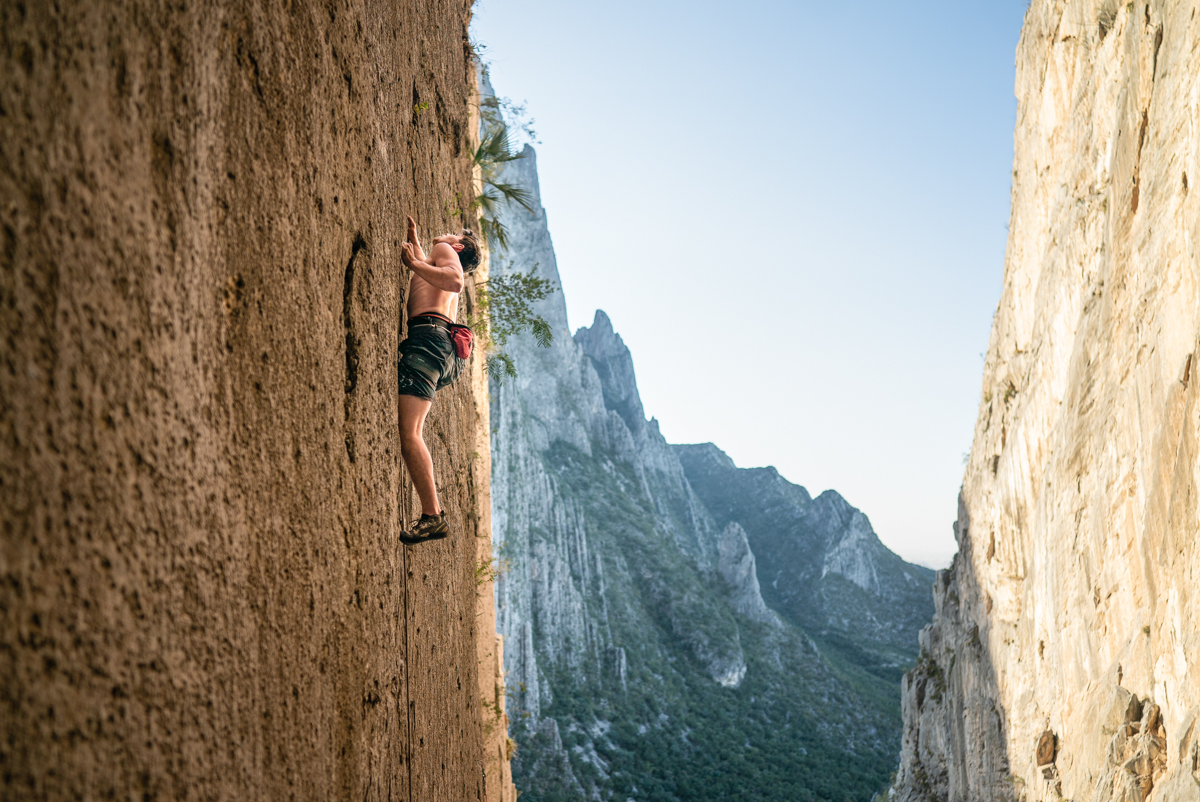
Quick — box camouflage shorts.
[397,323,463,401]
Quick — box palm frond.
[478,214,511,252]
[474,126,523,172]
[484,180,534,213]
[470,86,554,381]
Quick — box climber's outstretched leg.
[398,393,440,516]
[396,322,455,545]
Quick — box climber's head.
[433,229,481,274]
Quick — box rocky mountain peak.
[678,441,738,473]
[718,522,778,626]
[674,442,934,658]
[488,91,937,799]
[575,310,646,437]
[819,504,884,595]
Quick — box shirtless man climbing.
[396,215,480,544]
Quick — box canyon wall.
[0,1,512,800]
[894,1,1200,800]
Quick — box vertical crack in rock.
[343,233,365,461]
[1151,23,1163,80]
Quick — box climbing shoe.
[399,512,449,545]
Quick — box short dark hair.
[457,229,481,274]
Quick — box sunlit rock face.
[893,2,1200,800]
[0,4,510,799]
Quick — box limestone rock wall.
[0,2,512,800]
[486,144,737,704]
[894,1,1200,800]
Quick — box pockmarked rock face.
[892,2,1200,800]
[0,2,513,800]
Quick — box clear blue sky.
[472,0,1028,569]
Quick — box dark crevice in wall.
[343,233,366,460]
[1132,109,1150,214]
[1152,24,1164,79]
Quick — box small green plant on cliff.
[475,559,500,587]
[464,71,555,380]
[481,694,506,738]
[911,648,947,706]
[911,760,942,802]
[475,552,513,587]
[473,261,556,382]
[473,90,537,252]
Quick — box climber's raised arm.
[405,215,427,263]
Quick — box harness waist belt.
[409,313,451,329]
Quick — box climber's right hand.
[405,216,428,263]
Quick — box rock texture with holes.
[0,2,513,801]
[892,2,1200,801]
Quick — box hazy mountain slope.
[675,444,935,682]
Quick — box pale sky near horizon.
[472,1,1029,570]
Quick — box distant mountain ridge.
[675,444,935,681]
[486,78,934,801]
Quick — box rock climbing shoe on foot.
[399,512,449,545]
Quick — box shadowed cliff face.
[0,2,512,800]
[894,1,1200,800]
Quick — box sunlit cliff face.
[893,2,1200,800]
